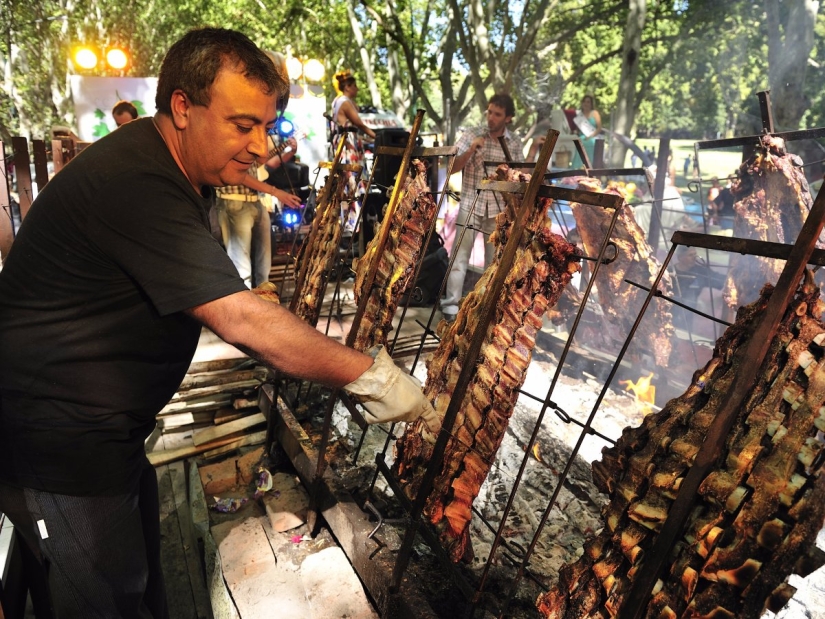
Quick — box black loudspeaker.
[357,191,389,256]
[372,128,410,188]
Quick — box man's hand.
[272,188,302,207]
[452,134,487,174]
[343,346,441,438]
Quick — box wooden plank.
[159,395,232,416]
[186,357,253,375]
[214,408,246,425]
[156,411,216,431]
[167,380,260,404]
[177,368,266,391]
[202,430,266,459]
[51,139,66,174]
[148,433,251,467]
[155,442,200,619]
[0,141,14,262]
[31,139,49,192]
[192,412,265,446]
[11,137,33,219]
[166,458,213,619]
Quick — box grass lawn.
[626,138,743,192]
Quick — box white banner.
[284,83,328,173]
[70,76,330,173]
[70,76,158,142]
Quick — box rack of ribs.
[564,176,675,367]
[538,272,825,618]
[291,173,346,326]
[723,134,820,311]
[351,159,438,352]
[393,165,581,562]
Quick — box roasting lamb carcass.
[564,177,675,366]
[292,173,346,326]
[723,135,820,311]
[538,272,825,618]
[351,159,439,351]
[394,165,581,562]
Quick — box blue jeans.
[216,197,271,288]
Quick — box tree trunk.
[765,0,819,130]
[386,40,410,121]
[346,0,382,107]
[609,0,646,167]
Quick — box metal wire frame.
[540,159,724,370]
[271,127,459,460]
[490,208,825,618]
[303,110,473,533]
[383,131,565,595]
[361,132,655,614]
[264,132,365,449]
[688,101,825,342]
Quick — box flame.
[532,442,543,463]
[619,371,656,414]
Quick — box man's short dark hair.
[488,93,515,118]
[112,100,138,119]
[155,27,289,115]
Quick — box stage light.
[284,210,300,225]
[286,57,303,81]
[303,59,325,83]
[275,117,296,139]
[106,47,129,70]
[72,46,99,70]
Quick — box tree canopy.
[1,0,822,152]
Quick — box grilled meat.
[394,165,581,562]
[538,272,825,618]
[723,135,818,311]
[352,159,439,351]
[293,173,346,326]
[565,176,675,366]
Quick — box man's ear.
[169,89,190,130]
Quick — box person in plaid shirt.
[441,93,523,321]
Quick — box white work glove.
[344,346,441,438]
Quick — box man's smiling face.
[178,65,279,188]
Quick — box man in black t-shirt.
[0,28,439,618]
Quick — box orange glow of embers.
[619,371,656,414]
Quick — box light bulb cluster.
[285,56,325,83]
[71,45,131,72]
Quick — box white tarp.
[70,76,158,142]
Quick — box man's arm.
[186,291,442,435]
[266,137,297,169]
[451,135,485,174]
[186,290,371,386]
[242,175,302,207]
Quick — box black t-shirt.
[0,118,246,495]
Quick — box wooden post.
[646,136,671,251]
[51,139,66,174]
[0,141,14,262]
[592,138,605,168]
[11,137,34,220]
[31,139,49,192]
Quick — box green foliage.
[0,0,821,146]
